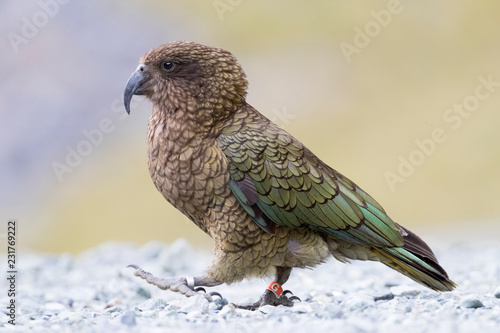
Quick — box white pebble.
[177,294,209,314]
[341,293,375,311]
[45,302,66,313]
[120,311,137,326]
[217,303,237,318]
[311,294,333,303]
[290,302,313,313]
[258,304,277,314]
[57,311,83,323]
[390,285,421,297]
[137,298,168,311]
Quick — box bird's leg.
[128,265,223,301]
[236,266,300,310]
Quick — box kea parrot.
[124,41,456,309]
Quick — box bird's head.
[124,41,248,125]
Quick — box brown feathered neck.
[141,41,248,142]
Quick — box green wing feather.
[218,118,404,248]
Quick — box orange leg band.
[267,281,283,297]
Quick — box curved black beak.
[124,64,149,114]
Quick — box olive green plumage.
[220,113,403,246]
[124,41,456,301]
[218,104,455,291]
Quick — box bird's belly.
[209,224,331,283]
[148,143,232,231]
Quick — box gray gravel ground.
[2,235,499,333]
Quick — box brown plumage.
[124,41,455,308]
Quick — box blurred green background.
[2,0,499,254]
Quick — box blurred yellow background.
[2,0,499,254]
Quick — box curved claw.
[282,290,294,296]
[127,264,140,270]
[289,295,301,302]
[193,287,223,300]
[208,291,223,299]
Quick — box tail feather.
[374,224,457,291]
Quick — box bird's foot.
[235,281,301,310]
[127,264,223,301]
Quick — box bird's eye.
[162,61,175,72]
